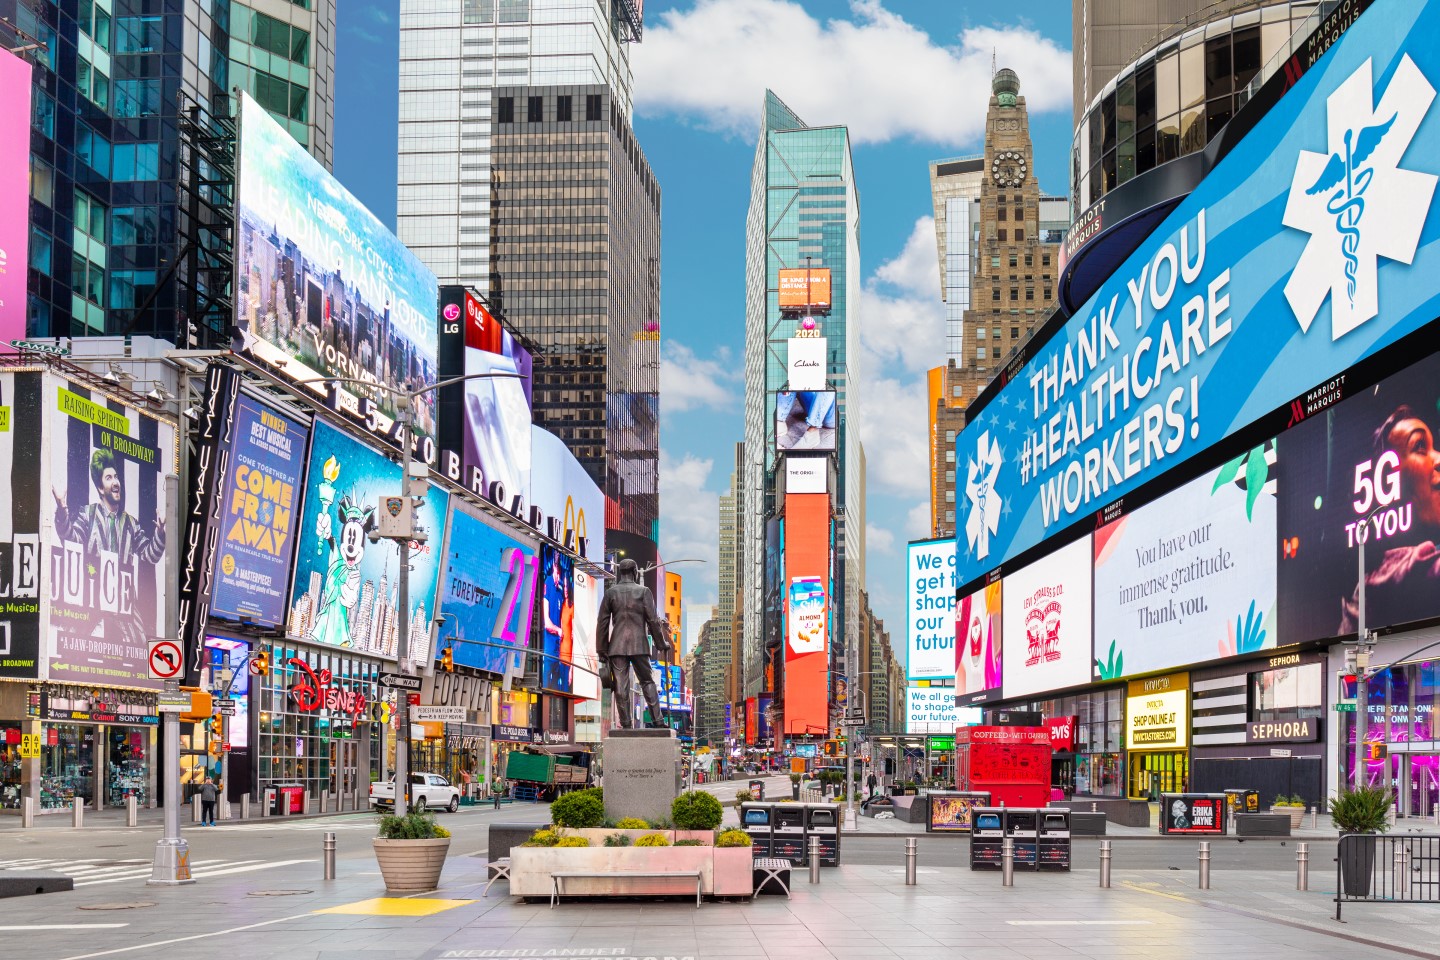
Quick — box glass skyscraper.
[742,91,863,701]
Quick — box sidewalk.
[0,798,549,832]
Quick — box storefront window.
[1006,686,1125,797]
[1342,659,1439,817]
[1251,662,1323,720]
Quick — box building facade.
[929,157,985,364]
[229,0,336,168]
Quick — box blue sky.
[334,0,1077,650]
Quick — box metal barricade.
[1336,833,1440,920]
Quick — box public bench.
[1234,813,1291,837]
[550,870,703,907]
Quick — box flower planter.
[569,828,671,846]
[373,837,450,894]
[673,830,715,845]
[510,845,715,898]
[1269,805,1305,830]
[712,846,753,896]
[1339,833,1377,897]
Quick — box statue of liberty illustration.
[308,455,374,648]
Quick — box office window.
[1011,327,1019,339]
[557,95,571,121]
[30,156,54,206]
[998,229,1007,241]
[76,124,110,175]
[1042,253,1051,267]
[1015,228,1025,241]
[463,0,494,23]
[74,192,106,241]
[29,227,52,275]
[1008,254,1017,267]
[527,95,543,122]
[997,205,1006,221]
[110,270,156,310]
[989,256,1000,268]
[976,347,987,360]
[991,288,1000,301]
[111,143,159,181]
[114,78,161,117]
[498,0,528,21]
[1025,288,1034,301]
[585,94,601,121]
[976,327,987,339]
[1024,254,1033,267]
[71,255,104,306]
[497,97,514,123]
[111,206,158,245]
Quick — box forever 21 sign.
[1246,718,1320,743]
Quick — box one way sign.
[379,674,423,690]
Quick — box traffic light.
[1367,742,1389,761]
[251,651,269,677]
[441,646,454,673]
[180,687,213,722]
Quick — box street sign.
[157,692,191,713]
[18,733,40,758]
[222,742,231,753]
[9,339,69,356]
[840,718,865,727]
[411,705,466,723]
[247,658,266,676]
[147,639,185,680]
[216,699,237,716]
[1334,702,1357,712]
[379,673,423,690]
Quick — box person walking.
[200,777,219,826]
[866,772,878,798]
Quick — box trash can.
[749,779,765,802]
[969,807,1005,870]
[772,804,808,864]
[272,783,304,815]
[805,803,840,866]
[1037,808,1071,871]
[1005,808,1039,869]
[740,802,773,857]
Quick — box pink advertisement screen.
[0,49,32,339]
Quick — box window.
[997,205,1006,221]
[114,79,161,117]
[1008,253,1017,268]
[1251,663,1323,722]
[991,288,1000,301]
[111,143,159,182]
[252,12,308,65]
[976,347,987,360]
[79,0,112,50]
[1025,288,1034,301]
[72,255,104,306]
[110,269,156,310]
[989,256,1000,268]
[74,192,106,241]
[1010,287,1018,301]
[1011,327,1019,339]
[557,95,571,121]
[998,229,1007,241]
[527,95,543,122]
[76,125,110,175]
[498,0,529,21]
[497,97,514,123]
[29,227,52,275]
[951,385,962,398]
[585,94,601,121]
[30,156,54,206]
[976,327,987,339]
[32,89,55,138]
[1043,288,1051,300]
[463,0,494,22]
[111,207,158,245]
[1024,254,1033,268]
[1015,229,1025,241]
[944,430,956,443]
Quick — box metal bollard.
[1001,836,1014,887]
[1296,842,1309,891]
[303,790,311,815]
[72,797,83,829]
[1198,841,1211,889]
[1091,802,1098,813]
[241,794,250,821]
[904,837,917,885]
[808,836,821,884]
[1394,844,1410,899]
[126,795,138,828]
[320,792,329,815]
[323,831,337,880]
[21,796,34,829]
[1309,806,1318,829]
[1099,839,1112,888]
[193,794,204,823]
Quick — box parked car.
[369,773,460,813]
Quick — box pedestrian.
[866,772,878,798]
[200,776,218,826]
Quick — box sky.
[334,0,1078,660]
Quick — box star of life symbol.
[1283,55,1437,340]
[965,430,1003,560]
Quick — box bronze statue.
[596,559,674,728]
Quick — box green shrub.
[789,772,802,784]
[551,787,605,828]
[377,812,449,840]
[614,817,650,829]
[715,828,751,848]
[735,790,753,803]
[1289,794,1307,806]
[634,833,671,847]
[554,836,590,847]
[1328,787,1392,834]
[674,839,704,846]
[523,828,561,847]
[671,790,723,830]
[603,833,632,847]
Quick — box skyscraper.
[713,445,740,704]
[228,0,337,168]
[742,91,863,732]
[929,157,985,364]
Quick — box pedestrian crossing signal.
[250,652,269,677]
[441,647,454,672]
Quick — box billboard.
[907,538,956,679]
[655,663,688,713]
[571,566,602,700]
[955,580,1002,705]
[906,686,981,732]
[436,505,538,676]
[787,337,827,390]
[1001,535,1092,700]
[0,48,31,337]
[530,427,605,562]
[1093,454,1278,680]
[47,378,177,689]
[783,493,829,736]
[776,392,837,452]
[287,421,449,661]
[777,267,832,313]
[788,578,825,654]
[0,373,43,680]
[538,545,574,695]
[953,1,1440,589]
[234,92,439,455]
[1126,674,1190,750]
[784,456,827,494]
[1277,351,1440,642]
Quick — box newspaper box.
[749,779,765,801]
[740,802,773,857]
[969,807,1005,870]
[805,803,840,866]
[1005,808,1039,869]
[271,783,304,815]
[1037,808,1072,871]
[771,804,808,863]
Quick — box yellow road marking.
[313,897,474,917]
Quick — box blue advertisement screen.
[438,507,538,676]
[954,0,1440,589]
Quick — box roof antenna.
[992,48,996,77]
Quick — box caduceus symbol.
[1305,112,1397,305]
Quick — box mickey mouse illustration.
[308,456,374,649]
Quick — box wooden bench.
[550,870,703,908]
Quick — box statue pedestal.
[602,729,681,824]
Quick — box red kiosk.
[954,726,1053,808]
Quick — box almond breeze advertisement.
[955,580,1002,705]
[1001,535,1092,700]
[1277,351,1440,642]
[1092,454,1277,680]
[788,578,826,655]
[0,48,31,336]
[953,0,1440,591]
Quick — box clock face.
[991,149,1026,188]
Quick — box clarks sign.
[1246,718,1319,743]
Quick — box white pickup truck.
[369,773,461,813]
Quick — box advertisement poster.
[48,378,176,689]
[464,348,531,505]
[906,538,956,679]
[929,793,986,832]
[906,685,980,733]
[777,268,832,312]
[783,493,828,735]
[0,373,43,680]
[1001,535,1092,700]
[1126,674,1190,749]
[538,545,574,695]
[210,394,309,625]
[952,1,1440,589]
[1161,795,1226,834]
[654,663,688,713]
[436,505,537,676]
[1277,352,1440,642]
[530,428,605,563]
[1093,457,1277,680]
[758,692,774,741]
[0,48,31,336]
[955,580,1001,703]
[788,577,826,655]
[776,391,837,452]
[234,93,439,450]
[571,566,601,700]
[786,337,827,390]
[287,421,449,661]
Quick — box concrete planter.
[711,846,752,896]
[568,828,668,846]
[1270,805,1306,829]
[673,830,716,845]
[510,845,714,898]
[373,837,450,894]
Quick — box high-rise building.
[742,91,863,735]
[228,0,337,169]
[929,157,985,364]
[714,442,742,706]
[397,2,658,546]
[663,572,682,644]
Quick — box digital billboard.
[1093,454,1278,680]
[437,505,537,677]
[234,92,439,455]
[776,392,837,452]
[778,268,832,313]
[0,48,31,338]
[906,686,981,733]
[0,373,43,680]
[783,493,829,736]
[1277,351,1440,642]
[907,538,957,679]
[655,663,688,713]
[287,421,449,662]
[530,427,605,563]
[538,545,574,695]
[571,566,602,700]
[787,337,827,390]
[1001,535,1093,700]
[785,456,827,494]
[47,377,177,689]
[953,3,1440,590]
[955,580,1002,705]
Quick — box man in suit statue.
[596,559,674,728]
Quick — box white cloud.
[661,341,740,414]
[635,0,1071,146]
[866,522,896,556]
[659,449,722,607]
[849,370,930,497]
[906,501,932,540]
[860,216,945,374]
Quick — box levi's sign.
[953,0,1440,589]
